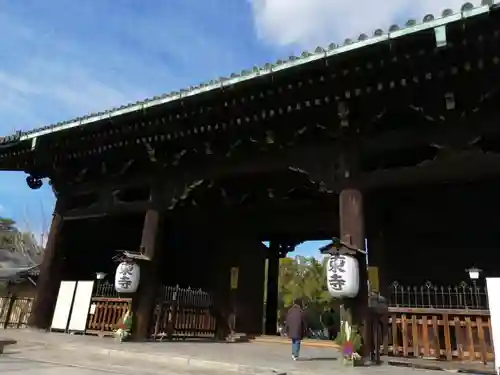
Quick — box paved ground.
[0,329,488,375]
[2,329,342,375]
[2,356,238,375]
[3,357,104,375]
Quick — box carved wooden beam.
[359,152,500,189]
[65,142,337,195]
[174,205,338,238]
[62,201,155,220]
[361,110,500,155]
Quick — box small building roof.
[0,249,40,282]
[0,248,39,267]
[0,265,39,282]
[319,239,366,255]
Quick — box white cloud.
[249,0,476,48]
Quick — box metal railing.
[94,281,121,298]
[388,281,488,310]
[151,285,216,340]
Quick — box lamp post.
[95,272,107,295]
[466,267,482,282]
[466,267,482,309]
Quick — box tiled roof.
[0,249,31,265]
[0,1,497,146]
[0,265,39,281]
[0,249,39,271]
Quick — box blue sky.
[0,0,471,250]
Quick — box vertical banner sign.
[486,278,500,375]
[368,266,380,293]
[230,267,239,290]
[51,281,77,332]
[68,281,95,332]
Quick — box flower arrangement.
[334,319,362,366]
[113,309,133,343]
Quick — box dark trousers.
[324,327,337,340]
[329,327,338,339]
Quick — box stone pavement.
[0,329,462,375]
[2,355,240,375]
[3,357,105,375]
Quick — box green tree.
[0,217,18,250]
[0,217,16,231]
[0,217,43,265]
[279,256,330,306]
[277,256,334,329]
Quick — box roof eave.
[1,3,496,146]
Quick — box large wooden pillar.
[264,241,279,335]
[339,188,370,359]
[132,209,163,340]
[28,211,64,329]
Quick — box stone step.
[226,332,249,343]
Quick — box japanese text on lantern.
[118,263,135,290]
[328,254,346,291]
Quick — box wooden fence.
[85,281,131,335]
[385,282,493,363]
[0,296,33,329]
[85,297,131,335]
[86,282,216,339]
[151,285,216,340]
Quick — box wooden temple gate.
[0,1,499,366]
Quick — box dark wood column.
[132,209,163,340]
[28,211,64,329]
[264,241,279,335]
[339,188,370,359]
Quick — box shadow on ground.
[299,357,338,362]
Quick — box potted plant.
[334,314,362,366]
[113,309,133,343]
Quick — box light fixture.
[434,25,447,48]
[466,267,482,281]
[26,175,43,190]
[96,272,107,280]
[445,92,455,110]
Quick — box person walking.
[320,307,337,340]
[285,300,307,361]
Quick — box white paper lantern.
[115,262,140,293]
[326,253,359,298]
